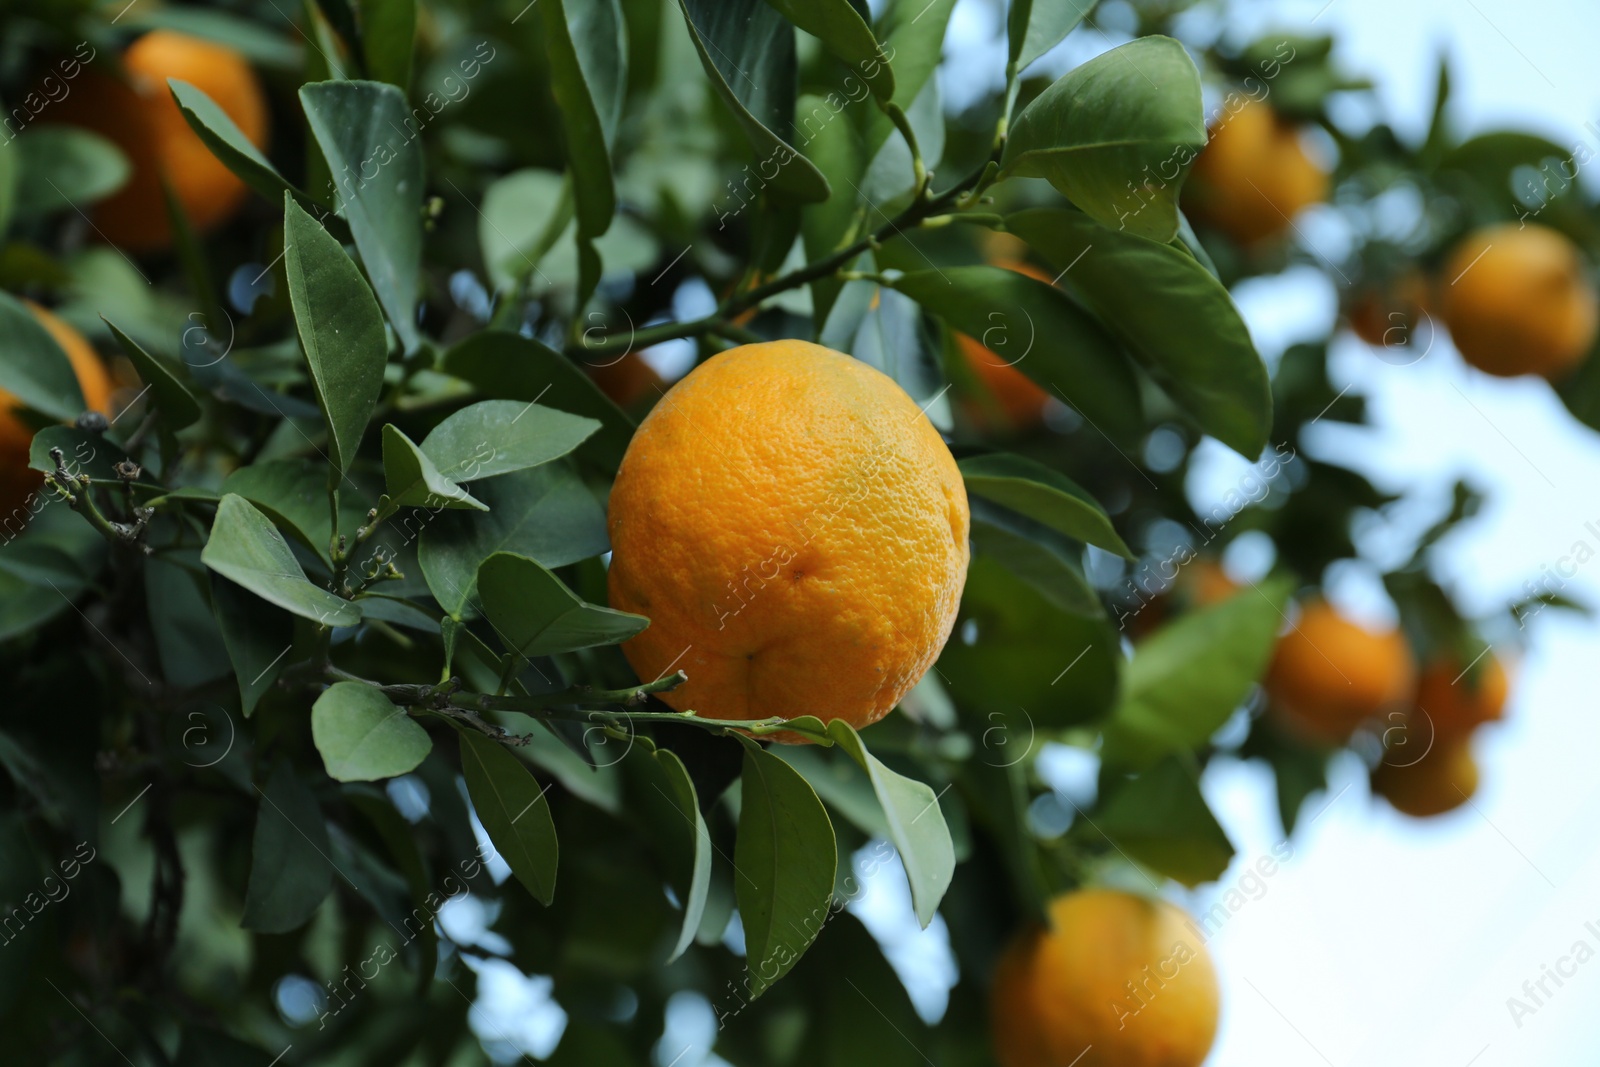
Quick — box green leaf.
[420,400,601,483]
[242,760,334,932]
[221,458,348,563]
[826,722,953,928]
[202,495,361,626]
[458,728,558,905]
[101,317,202,429]
[625,741,712,961]
[937,555,1119,728]
[0,547,95,644]
[1009,206,1271,458]
[169,79,300,209]
[478,169,573,292]
[0,291,84,420]
[971,519,1102,618]
[736,739,837,996]
[1001,37,1205,242]
[311,681,432,781]
[1102,577,1290,770]
[300,80,425,350]
[477,552,647,658]
[1093,757,1234,887]
[857,0,957,159]
[419,463,610,619]
[798,92,869,323]
[540,0,625,238]
[359,0,416,89]
[959,453,1131,558]
[1007,0,1093,71]
[210,574,294,716]
[443,332,635,472]
[890,265,1144,447]
[282,193,389,481]
[12,126,129,214]
[381,425,487,514]
[675,0,830,202]
[763,0,893,101]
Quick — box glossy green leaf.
[797,92,869,323]
[169,78,299,208]
[477,552,647,658]
[242,760,334,932]
[1001,37,1205,242]
[300,80,424,349]
[675,0,829,202]
[1007,0,1093,71]
[459,728,558,905]
[1093,757,1234,887]
[419,463,610,619]
[1102,576,1290,770]
[736,739,837,996]
[12,126,129,214]
[890,265,1144,446]
[210,574,294,716]
[0,291,83,420]
[478,169,572,291]
[626,741,712,961]
[220,458,349,563]
[1009,206,1271,459]
[937,555,1119,728]
[971,519,1102,618]
[540,0,625,238]
[826,722,953,928]
[420,400,600,483]
[202,494,361,626]
[381,425,487,514]
[443,332,635,472]
[311,681,432,781]
[858,0,957,158]
[959,452,1132,558]
[763,0,893,100]
[101,317,202,429]
[359,0,416,89]
[282,193,389,481]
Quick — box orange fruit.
[1186,100,1328,247]
[49,31,268,252]
[991,889,1219,1067]
[0,304,114,519]
[1438,223,1598,379]
[585,350,663,410]
[1265,600,1414,746]
[605,341,970,736]
[1372,736,1479,818]
[957,260,1052,433]
[1348,272,1433,348]
[1413,653,1510,742]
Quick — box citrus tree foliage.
[0,1,1570,1064]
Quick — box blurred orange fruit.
[0,303,114,520]
[585,350,663,410]
[1348,272,1434,348]
[992,889,1219,1067]
[958,260,1052,433]
[1265,600,1414,745]
[50,31,268,252]
[1439,223,1598,379]
[1372,736,1479,818]
[1187,100,1328,247]
[606,341,970,737]
[1413,652,1509,742]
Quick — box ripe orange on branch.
[0,304,113,518]
[605,341,970,736]
[1265,600,1414,745]
[991,889,1219,1067]
[956,260,1053,433]
[1438,223,1598,379]
[1372,736,1479,818]
[1413,652,1509,742]
[1186,100,1328,247]
[50,31,268,252]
